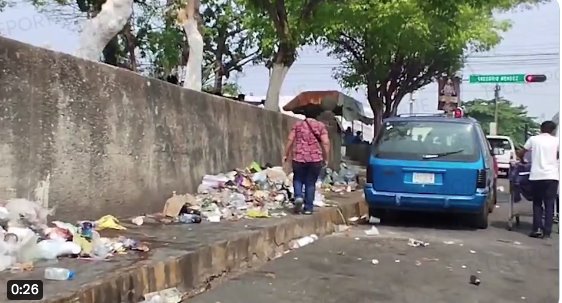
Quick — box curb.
[44,198,368,303]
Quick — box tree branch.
[300,0,323,20]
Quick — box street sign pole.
[494,84,500,126]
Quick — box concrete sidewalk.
[0,192,366,303]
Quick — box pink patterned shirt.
[292,119,327,163]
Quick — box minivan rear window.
[488,138,512,150]
[374,120,479,162]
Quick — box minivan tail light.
[453,108,464,118]
[476,169,487,188]
[366,165,373,184]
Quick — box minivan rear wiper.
[422,149,464,159]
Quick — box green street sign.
[469,74,526,84]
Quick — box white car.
[486,135,516,175]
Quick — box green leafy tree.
[32,0,257,95]
[463,98,539,146]
[243,0,335,111]
[201,0,258,94]
[321,0,540,134]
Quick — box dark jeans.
[531,180,559,235]
[292,161,323,212]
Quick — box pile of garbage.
[161,163,295,223]
[0,199,148,273]
[160,162,360,223]
[320,163,360,193]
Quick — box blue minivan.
[364,113,498,229]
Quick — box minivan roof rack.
[396,112,446,117]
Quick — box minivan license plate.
[412,173,435,184]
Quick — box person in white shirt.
[520,121,559,238]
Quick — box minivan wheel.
[472,203,489,229]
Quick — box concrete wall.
[0,37,309,221]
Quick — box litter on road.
[469,275,481,286]
[289,234,319,249]
[0,161,361,276]
[407,238,429,247]
[364,226,380,236]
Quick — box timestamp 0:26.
[6,280,44,300]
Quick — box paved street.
[189,179,559,303]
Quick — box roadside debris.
[289,234,319,249]
[44,267,75,281]
[0,199,150,273]
[320,163,360,193]
[368,216,381,224]
[469,250,476,254]
[469,274,481,286]
[364,226,380,236]
[371,259,379,265]
[335,225,350,233]
[407,238,429,247]
[132,216,145,226]
[140,287,184,303]
[497,239,521,245]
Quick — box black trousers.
[531,180,559,235]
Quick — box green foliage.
[243,0,334,65]
[463,98,539,146]
[201,0,258,91]
[320,0,529,120]
[203,81,241,96]
[31,0,257,93]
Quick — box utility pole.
[489,84,500,135]
[494,84,500,125]
[409,93,414,114]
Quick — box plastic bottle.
[178,214,202,224]
[44,267,75,281]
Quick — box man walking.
[520,121,559,238]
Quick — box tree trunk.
[213,70,223,94]
[213,61,223,95]
[122,21,137,71]
[75,0,133,61]
[367,81,384,140]
[180,0,203,91]
[102,36,119,66]
[264,44,295,111]
[264,62,290,111]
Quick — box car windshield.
[373,120,479,162]
[488,138,511,150]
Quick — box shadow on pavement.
[378,210,478,231]
[490,220,533,237]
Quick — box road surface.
[189,179,559,303]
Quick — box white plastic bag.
[35,239,81,260]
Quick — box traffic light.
[525,74,547,83]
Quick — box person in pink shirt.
[283,110,331,215]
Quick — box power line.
[468,52,559,58]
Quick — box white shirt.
[524,133,559,180]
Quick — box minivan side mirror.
[492,147,505,156]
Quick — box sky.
[0,1,559,121]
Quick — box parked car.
[486,135,516,176]
[364,111,498,229]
